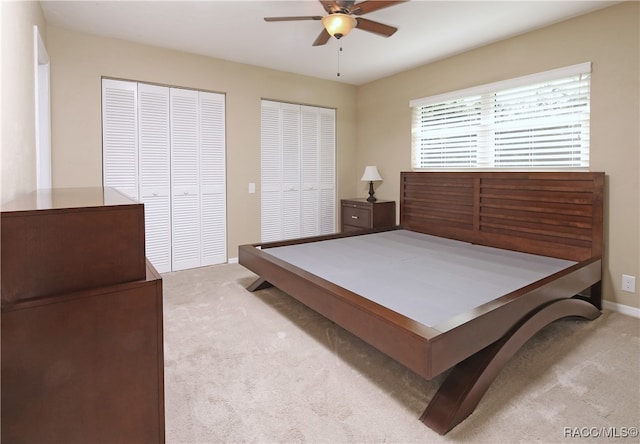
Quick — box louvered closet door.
[104,80,227,272]
[199,91,226,266]
[138,84,171,273]
[170,88,201,271]
[281,103,301,240]
[260,101,336,242]
[260,100,283,242]
[102,79,138,200]
[318,107,336,235]
[300,106,320,237]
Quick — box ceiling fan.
[264,0,407,46]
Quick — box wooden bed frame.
[239,171,604,434]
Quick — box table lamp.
[361,166,382,203]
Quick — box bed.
[239,171,604,434]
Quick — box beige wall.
[356,2,640,310]
[1,1,46,203]
[46,26,357,258]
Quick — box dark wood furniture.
[341,198,396,232]
[1,187,165,444]
[239,172,604,435]
[1,187,146,304]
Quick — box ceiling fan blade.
[355,17,397,37]
[350,0,407,16]
[264,16,322,22]
[312,28,332,46]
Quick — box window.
[410,62,591,170]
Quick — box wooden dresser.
[1,187,165,444]
[341,198,396,232]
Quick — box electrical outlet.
[621,274,636,293]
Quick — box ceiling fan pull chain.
[337,41,343,77]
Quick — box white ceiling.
[41,0,617,85]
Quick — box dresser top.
[1,187,139,213]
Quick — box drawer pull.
[351,215,359,220]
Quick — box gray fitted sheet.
[264,230,576,328]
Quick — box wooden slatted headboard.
[400,172,604,262]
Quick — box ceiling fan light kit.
[321,13,357,39]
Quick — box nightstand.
[341,198,396,232]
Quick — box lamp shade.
[321,13,357,38]
[361,166,382,182]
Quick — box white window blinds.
[410,62,591,169]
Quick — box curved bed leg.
[247,277,273,292]
[420,297,600,435]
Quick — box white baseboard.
[227,257,239,264]
[602,300,640,318]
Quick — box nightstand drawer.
[340,199,396,232]
[342,206,370,229]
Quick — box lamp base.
[367,181,377,203]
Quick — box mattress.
[264,230,576,328]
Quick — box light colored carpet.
[162,264,640,444]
